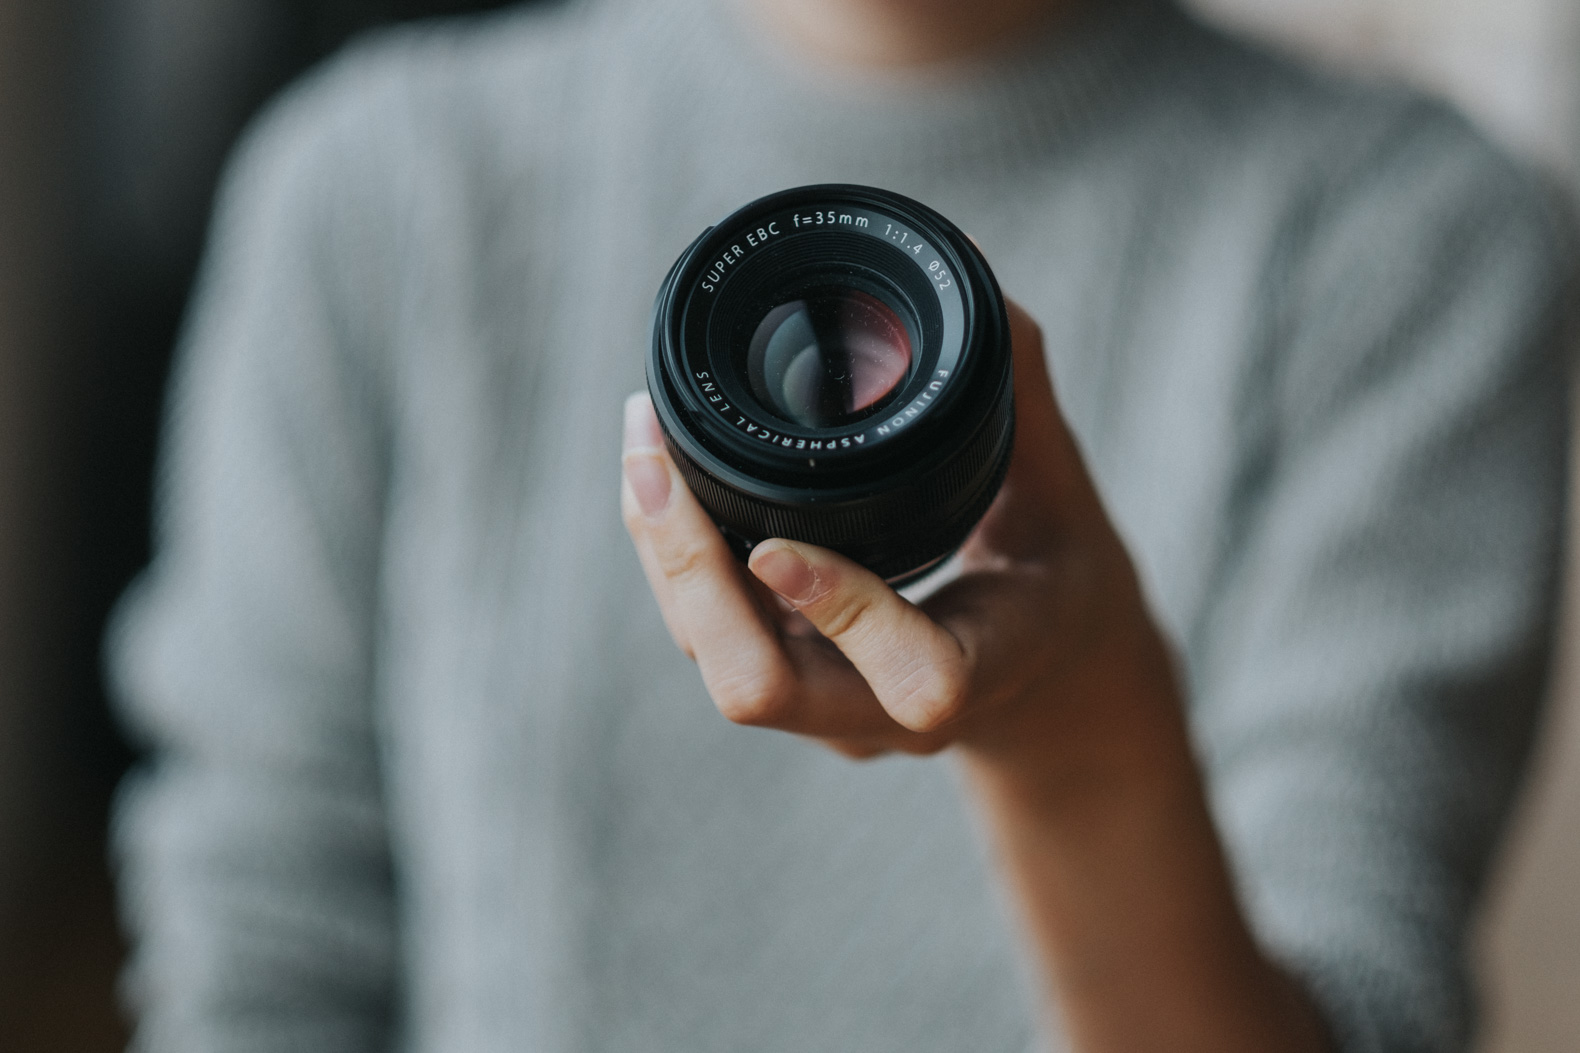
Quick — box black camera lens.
[648,184,1014,584]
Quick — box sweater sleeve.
[1191,103,1576,1053]
[108,50,408,1053]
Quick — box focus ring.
[668,395,1013,581]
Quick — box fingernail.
[751,543,819,605]
[623,392,664,453]
[623,453,672,518]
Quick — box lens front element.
[746,288,913,428]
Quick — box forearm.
[958,639,1332,1053]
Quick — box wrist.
[955,600,1195,813]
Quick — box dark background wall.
[0,4,521,1048]
[0,1,80,1037]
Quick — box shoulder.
[214,1,605,245]
[1103,5,1578,331]
[1126,6,1559,225]
[1139,7,1576,393]
[194,1,622,369]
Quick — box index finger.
[621,401,798,721]
[748,539,972,734]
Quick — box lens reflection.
[747,288,913,428]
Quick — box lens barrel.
[648,185,1014,584]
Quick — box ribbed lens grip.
[667,401,1013,582]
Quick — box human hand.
[621,299,1184,787]
[622,300,1331,1051]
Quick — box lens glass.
[746,288,913,428]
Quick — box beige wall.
[1191,0,1580,180]
[1189,2,1580,1048]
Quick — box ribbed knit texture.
[109,1,1575,1050]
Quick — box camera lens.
[648,184,1014,584]
[747,288,914,428]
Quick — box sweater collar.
[633,0,1188,173]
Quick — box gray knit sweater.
[109,1,1575,1050]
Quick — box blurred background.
[0,0,1575,1049]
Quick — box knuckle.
[904,664,971,733]
[654,533,713,582]
[816,591,877,643]
[712,667,793,726]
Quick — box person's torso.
[353,3,1390,1047]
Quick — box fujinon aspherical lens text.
[648,185,1015,584]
